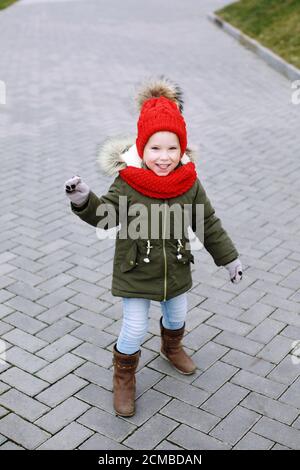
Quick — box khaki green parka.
[70,137,239,301]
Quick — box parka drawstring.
[176,239,183,260]
[143,240,153,263]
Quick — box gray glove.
[64,175,90,207]
[224,258,243,283]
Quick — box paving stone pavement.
[0,0,300,451]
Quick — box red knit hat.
[135,77,188,158]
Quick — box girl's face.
[143,131,181,176]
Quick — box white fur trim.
[121,144,142,168]
[180,153,190,164]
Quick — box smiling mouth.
[156,164,171,170]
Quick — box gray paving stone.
[71,324,115,348]
[200,298,244,319]
[268,355,300,385]
[206,314,253,336]
[6,282,46,302]
[155,440,183,450]
[161,398,220,433]
[36,334,83,361]
[0,413,50,449]
[4,296,46,317]
[231,370,287,399]
[168,423,231,450]
[184,323,221,350]
[0,440,24,450]
[0,321,13,336]
[201,382,250,418]
[222,350,275,376]
[128,389,172,427]
[192,341,229,372]
[5,346,48,373]
[278,376,300,408]
[0,406,9,418]
[241,392,299,425]
[2,312,47,335]
[74,362,113,390]
[153,376,210,406]
[69,309,113,330]
[68,293,111,314]
[72,343,112,368]
[75,383,113,413]
[0,381,10,394]
[136,367,164,397]
[79,433,128,450]
[214,331,263,355]
[257,335,294,363]
[0,367,49,396]
[261,295,300,313]
[233,432,273,450]
[35,353,85,383]
[210,406,261,446]
[36,373,88,407]
[77,407,136,442]
[271,309,300,328]
[193,361,238,393]
[2,329,48,353]
[37,301,78,324]
[35,397,90,433]
[237,303,276,326]
[271,443,291,450]
[0,388,50,421]
[247,318,286,344]
[252,416,300,450]
[37,422,93,450]
[123,414,178,450]
[36,317,80,342]
[229,288,266,309]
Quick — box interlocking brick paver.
[0,413,50,450]
[0,367,49,396]
[36,422,93,450]
[0,388,50,421]
[123,414,178,450]
[35,397,90,434]
[1,0,300,450]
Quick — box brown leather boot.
[112,344,141,417]
[160,317,197,375]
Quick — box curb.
[208,12,300,82]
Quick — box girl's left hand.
[224,258,243,283]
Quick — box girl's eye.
[151,147,159,150]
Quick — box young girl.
[64,77,243,418]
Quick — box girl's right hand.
[64,175,90,206]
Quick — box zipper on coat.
[162,200,168,301]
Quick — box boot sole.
[115,410,135,417]
[160,351,197,375]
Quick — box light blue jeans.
[116,292,187,355]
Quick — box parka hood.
[97,135,198,177]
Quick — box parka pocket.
[177,251,194,265]
[120,241,138,273]
[174,239,194,265]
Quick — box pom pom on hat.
[135,75,184,113]
[135,76,187,158]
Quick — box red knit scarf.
[119,162,197,199]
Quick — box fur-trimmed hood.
[97,135,198,176]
